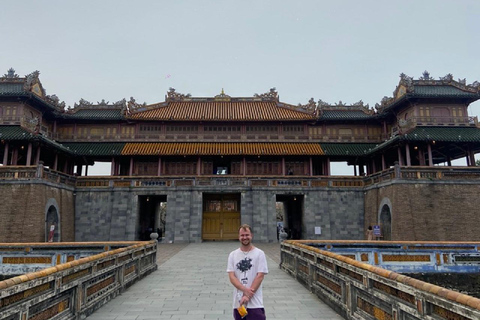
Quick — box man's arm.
[228,272,255,296]
[250,272,265,294]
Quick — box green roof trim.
[61,143,126,156]
[367,126,480,154]
[413,85,479,98]
[0,126,36,140]
[63,109,125,120]
[0,83,24,94]
[320,110,373,120]
[402,127,480,142]
[0,125,72,153]
[320,143,378,156]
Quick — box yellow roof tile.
[122,143,324,156]
[129,101,315,121]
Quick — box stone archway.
[379,204,392,240]
[378,197,392,241]
[45,198,60,242]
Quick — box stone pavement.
[86,242,343,320]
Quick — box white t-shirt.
[227,247,268,309]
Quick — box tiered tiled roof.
[402,127,480,142]
[368,126,480,156]
[62,143,126,156]
[0,69,66,112]
[121,142,324,156]
[320,143,378,156]
[0,126,35,140]
[128,100,316,121]
[62,99,127,120]
[316,100,374,121]
[59,142,324,156]
[0,125,72,153]
[375,72,480,113]
[320,110,373,120]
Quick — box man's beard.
[241,239,251,246]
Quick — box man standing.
[227,224,268,319]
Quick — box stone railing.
[0,241,157,320]
[0,165,76,186]
[364,165,480,186]
[281,240,480,320]
[75,175,366,189]
[3,165,480,190]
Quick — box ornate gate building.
[1,69,480,243]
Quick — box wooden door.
[202,194,240,240]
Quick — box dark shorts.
[233,307,266,320]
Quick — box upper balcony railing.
[1,164,480,189]
[392,115,479,137]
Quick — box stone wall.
[0,182,74,242]
[364,180,480,241]
[75,186,364,243]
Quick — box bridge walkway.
[86,242,343,320]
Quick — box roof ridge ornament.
[3,68,19,78]
[297,98,317,114]
[127,97,148,114]
[214,88,231,101]
[254,87,278,101]
[420,70,431,80]
[166,87,191,101]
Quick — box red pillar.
[427,144,433,166]
[26,143,33,166]
[2,142,8,165]
[405,143,411,166]
[35,145,41,165]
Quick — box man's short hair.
[239,224,252,233]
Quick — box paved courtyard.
[86,242,343,320]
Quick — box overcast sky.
[2,0,479,174]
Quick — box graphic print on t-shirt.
[236,257,252,284]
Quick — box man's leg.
[245,308,266,320]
